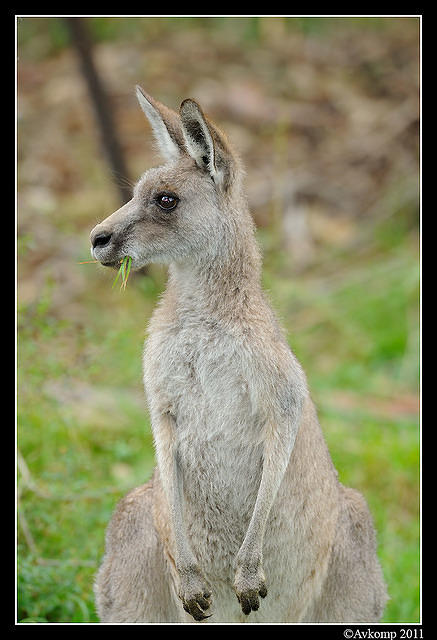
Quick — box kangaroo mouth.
[91,246,123,268]
[101,260,122,268]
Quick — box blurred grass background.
[17,16,420,623]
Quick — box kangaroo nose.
[92,231,112,249]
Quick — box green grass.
[111,256,133,291]
[17,271,157,622]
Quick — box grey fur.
[90,88,388,623]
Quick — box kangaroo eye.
[155,192,179,211]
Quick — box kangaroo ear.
[136,86,184,161]
[179,98,238,191]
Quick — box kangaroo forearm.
[233,411,302,614]
[153,413,212,620]
[153,414,196,568]
[238,409,302,563]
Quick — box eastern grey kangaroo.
[90,87,388,623]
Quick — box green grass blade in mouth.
[112,256,132,291]
[111,261,123,289]
[121,256,132,291]
[79,256,132,290]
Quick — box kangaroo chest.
[144,319,261,435]
[143,319,264,540]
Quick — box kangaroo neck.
[166,238,264,326]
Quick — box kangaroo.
[90,87,388,623]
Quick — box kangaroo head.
[90,87,246,271]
